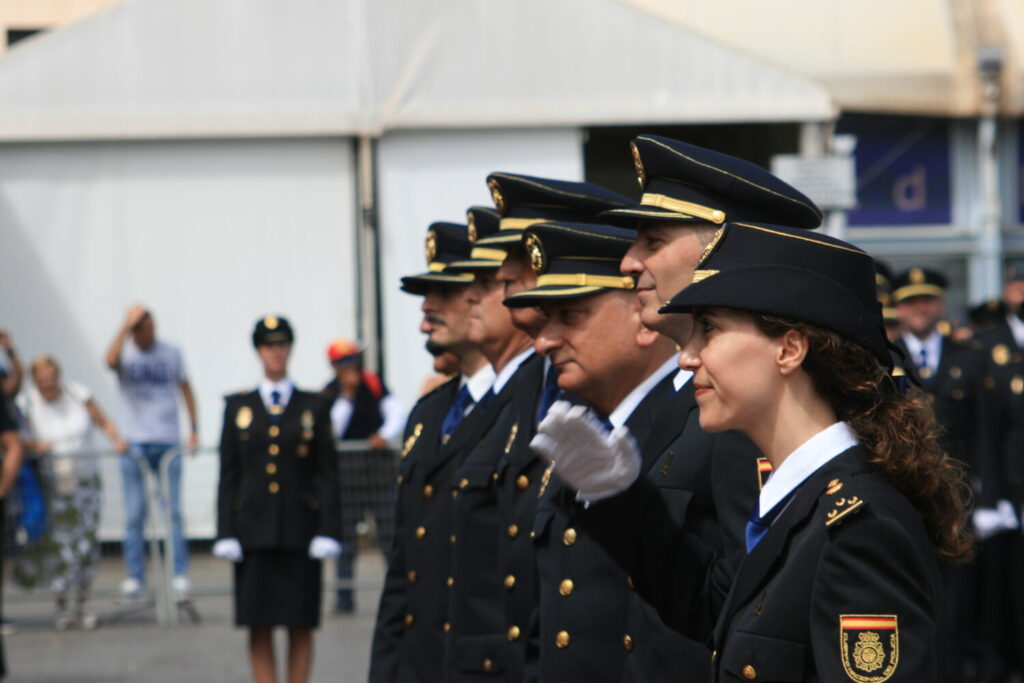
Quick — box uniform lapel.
[640,382,696,473]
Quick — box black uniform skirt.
[234,550,322,628]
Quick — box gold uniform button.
[504,574,516,590]
[516,475,529,490]
[268,425,280,437]
[451,490,459,499]
[404,614,414,627]
[407,571,417,583]
[507,524,519,539]
[449,534,456,544]
[626,575,635,590]
[415,526,426,540]
[446,576,454,587]
[423,485,434,498]
[396,475,404,485]
[508,625,521,641]
[268,482,280,494]
[266,463,277,475]
[459,478,469,489]
[443,621,451,632]
[268,444,280,456]
[482,659,494,673]
[559,579,574,596]
[623,634,634,652]
[555,631,570,648]
[711,650,717,663]
[742,664,757,680]
[562,528,577,546]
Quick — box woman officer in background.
[534,222,972,681]
[213,316,342,683]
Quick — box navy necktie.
[745,491,793,553]
[597,415,613,433]
[440,385,474,443]
[271,389,281,406]
[535,368,562,426]
[269,389,283,420]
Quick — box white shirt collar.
[673,368,693,392]
[608,355,678,429]
[494,348,535,394]
[462,363,496,403]
[901,330,942,372]
[1006,312,1024,349]
[758,421,858,517]
[259,378,295,410]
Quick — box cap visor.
[446,259,503,272]
[600,207,704,227]
[476,231,524,246]
[504,285,609,307]
[400,271,474,294]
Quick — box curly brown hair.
[754,314,974,564]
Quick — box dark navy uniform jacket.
[216,389,341,550]
[581,446,942,682]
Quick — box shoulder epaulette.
[821,477,868,529]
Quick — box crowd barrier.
[3,441,399,627]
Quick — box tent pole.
[355,134,384,375]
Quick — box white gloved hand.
[997,499,1019,531]
[973,500,1019,541]
[530,400,641,503]
[212,537,243,563]
[308,535,342,560]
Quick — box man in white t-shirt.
[105,305,198,598]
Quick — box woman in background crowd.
[15,355,126,630]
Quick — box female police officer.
[532,222,972,681]
[214,315,341,683]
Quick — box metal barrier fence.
[3,441,399,626]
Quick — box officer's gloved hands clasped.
[308,536,342,560]
[213,537,243,563]
[972,499,1020,541]
[530,400,641,504]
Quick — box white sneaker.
[171,576,191,597]
[120,577,144,599]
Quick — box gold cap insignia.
[264,315,279,330]
[909,268,925,284]
[466,212,477,243]
[425,229,438,265]
[826,479,843,495]
[630,142,646,190]
[993,344,1010,365]
[1012,375,1023,395]
[235,405,253,430]
[301,409,314,430]
[488,178,506,214]
[524,233,546,274]
[840,615,899,682]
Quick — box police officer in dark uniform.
[0,397,24,680]
[370,223,496,683]
[441,180,633,682]
[214,315,341,683]
[535,220,971,682]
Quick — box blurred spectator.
[321,338,404,613]
[0,330,23,398]
[0,390,25,678]
[14,356,125,630]
[104,305,197,598]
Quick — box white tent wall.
[0,137,358,539]
[378,128,584,411]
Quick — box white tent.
[0,0,835,538]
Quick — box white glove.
[972,500,1020,541]
[530,400,641,503]
[212,538,243,563]
[308,535,342,560]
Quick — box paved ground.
[3,549,385,682]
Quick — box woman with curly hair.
[533,221,971,682]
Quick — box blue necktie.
[597,415,613,433]
[535,368,562,426]
[745,492,793,553]
[440,385,474,443]
[917,348,928,373]
[269,389,283,420]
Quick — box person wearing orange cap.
[321,338,405,614]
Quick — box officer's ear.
[635,318,662,348]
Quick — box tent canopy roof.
[0,0,835,141]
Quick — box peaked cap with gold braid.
[399,221,474,295]
[602,135,822,229]
[446,205,505,271]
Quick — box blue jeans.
[120,443,189,582]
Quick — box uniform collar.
[673,368,693,392]
[608,355,678,429]
[758,421,858,517]
[1006,311,1024,349]
[462,363,496,403]
[259,378,295,410]
[494,347,535,394]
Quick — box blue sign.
[836,115,951,226]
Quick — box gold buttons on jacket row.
[446,577,454,587]
[504,574,516,590]
[507,625,520,641]
[443,621,451,632]
[449,534,456,544]
[482,659,494,673]
[558,579,574,596]
[268,425,280,437]
[266,463,277,475]
[626,575,635,590]
[459,478,469,489]
[268,482,280,494]
[423,484,434,498]
[269,444,280,456]
[516,475,529,490]
[742,664,757,680]
[562,528,577,546]
[623,634,634,651]
[507,524,519,539]
[555,631,570,648]
[407,571,417,583]
[404,614,414,627]
[415,526,426,539]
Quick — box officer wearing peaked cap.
[371,222,496,683]
[215,315,341,682]
[533,220,971,682]
[507,220,696,682]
